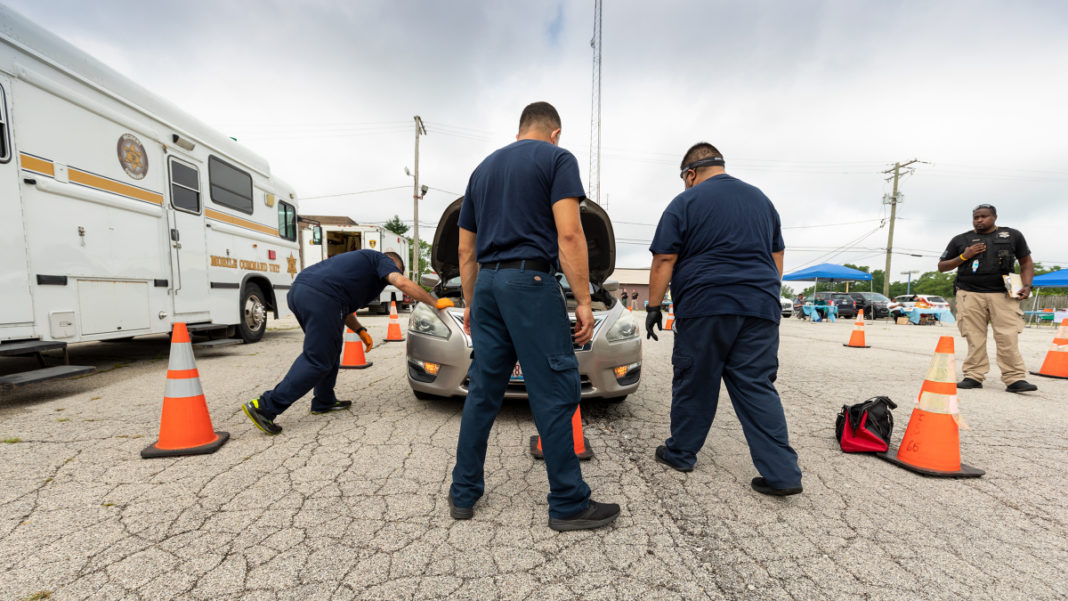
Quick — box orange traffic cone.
[664,304,675,331]
[1030,319,1068,379]
[384,300,404,342]
[340,323,372,369]
[529,405,594,460]
[878,336,983,477]
[843,309,870,348]
[141,323,229,458]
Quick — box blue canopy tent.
[783,263,874,296]
[1032,269,1068,287]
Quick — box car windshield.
[556,273,594,295]
[870,293,890,302]
[444,276,461,289]
[925,296,947,303]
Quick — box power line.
[301,185,410,200]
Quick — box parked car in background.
[780,297,794,318]
[811,292,859,319]
[406,197,641,403]
[893,294,950,311]
[848,291,891,319]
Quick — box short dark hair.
[680,142,724,170]
[973,203,997,216]
[384,251,405,274]
[519,102,561,134]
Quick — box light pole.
[901,270,919,295]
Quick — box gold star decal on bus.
[287,253,298,278]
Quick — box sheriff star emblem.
[286,253,298,278]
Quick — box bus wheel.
[239,283,268,342]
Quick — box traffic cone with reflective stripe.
[340,322,372,369]
[664,304,675,331]
[1030,319,1068,379]
[384,301,404,342]
[141,323,229,458]
[843,309,870,348]
[529,405,594,460]
[878,336,983,477]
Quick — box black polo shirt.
[941,227,1030,293]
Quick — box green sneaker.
[243,398,282,435]
[310,400,352,415]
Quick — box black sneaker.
[547,500,620,532]
[655,445,693,473]
[310,400,352,414]
[751,477,802,497]
[1006,380,1038,393]
[448,495,474,520]
[958,378,983,389]
[242,398,282,435]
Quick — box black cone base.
[141,431,230,459]
[341,361,373,369]
[843,344,871,348]
[1029,370,1068,380]
[529,435,594,460]
[876,448,984,478]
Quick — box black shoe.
[447,495,473,520]
[310,400,352,414]
[1006,380,1038,393]
[548,500,620,532]
[654,445,693,473]
[751,477,802,497]
[242,398,282,435]
[958,378,983,389]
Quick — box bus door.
[0,75,35,330]
[166,156,211,319]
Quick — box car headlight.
[606,313,639,342]
[409,303,450,339]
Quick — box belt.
[479,258,553,273]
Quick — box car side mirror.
[602,278,619,292]
[419,273,441,288]
[311,225,322,245]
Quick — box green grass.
[57,418,70,423]
[3,438,22,444]
[21,591,52,601]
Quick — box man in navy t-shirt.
[448,102,620,531]
[645,142,802,496]
[242,249,446,434]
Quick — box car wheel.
[238,283,267,343]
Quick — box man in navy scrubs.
[243,249,448,434]
[645,142,803,496]
[448,102,620,531]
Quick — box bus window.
[0,84,9,163]
[208,155,253,214]
[278,201,296,240]
[169,158,200,213]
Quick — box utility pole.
[881,159,924,297]
[901,270,919,295]
[588,0,602,206]
[411,115,427,281]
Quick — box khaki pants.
[955,289,1027,385]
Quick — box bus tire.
[238,283,268,343]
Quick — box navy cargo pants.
[660,315,802,489]
[450,266,592,519]
[256,282,345,418]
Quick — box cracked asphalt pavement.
[1,314,1065,600]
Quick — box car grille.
[462,375,593,394]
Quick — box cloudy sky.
[6,0,1068,280]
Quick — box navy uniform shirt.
[941,227,1030,293]
[458,139,585,264]
[294,249,400,313]
[650,174,784,322]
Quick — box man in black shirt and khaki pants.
[938,204,1038,393]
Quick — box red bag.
[835,396,897,453]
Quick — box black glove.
[645,306,663,341]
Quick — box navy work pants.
[257,283,344,418]
[661,315,802,489]
[450,267,591,519]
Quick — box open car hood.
[431,196,616,285]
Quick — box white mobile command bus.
[0,6,301,390]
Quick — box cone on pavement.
[384,300,404,342]
[529,405,594,460]
[1030,319,1068,379]
[664,304,675,331]
[340,322,372,369]
[877,336,984,477]
[141,323,229,459]
[843,309,870,348]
